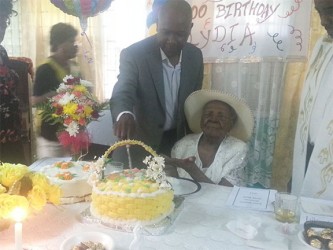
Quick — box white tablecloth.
[1,165,309,250]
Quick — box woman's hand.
[164,155,196,171]
[164,155,215,184]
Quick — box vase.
[71,147,89,161]
[58,129,90,161]
[71,153,86,161]
[71,152,82,161]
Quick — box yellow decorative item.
[90,140,174,226]
[102,139,158,159]
[0,163,62,222]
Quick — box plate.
[167,177,201,196]
[60,231,115,250]
[297,231,317,249]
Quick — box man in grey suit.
[110,0,204,167]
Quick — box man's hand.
[113,113,136,140]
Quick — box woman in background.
[0,0,26,164]
[32,22,80,159]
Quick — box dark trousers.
[0,141,26,164]
[110,129,178,169]
[158,129,177,157]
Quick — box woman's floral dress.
[0,45,23,163]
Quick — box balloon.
[50,0,113,31]
[146,0,168,28]
[146,0,168,36]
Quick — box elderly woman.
[165,89,254,187]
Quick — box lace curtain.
[205,5,327,189]
[205,59,285,188]
[197,0,312,189]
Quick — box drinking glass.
[274,192,298,223]
[105,161,124,176]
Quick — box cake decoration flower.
[144,155,169,187]
[87,157,105,186]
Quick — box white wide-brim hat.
[184,89,254,142]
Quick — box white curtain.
[198,0,312,188]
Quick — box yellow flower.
[63,103,78,117]
[0,194,29,219]
[73,84,87,93]
[84,105,93,117]
[0,184,6,194]
[27,185,47,212]
[29,172,62,205]
[47,185,62,205]
[29,172,51,191]
[0,163,29,188]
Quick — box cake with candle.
[40,161,93,204]
[89,140,174,227]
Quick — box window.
[100,0,148,99]
[3,0,149,101]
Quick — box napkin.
[129,223,143,250]
[226,217,261,240]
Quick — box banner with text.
[187,0,312,62]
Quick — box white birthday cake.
[41,161,93,204]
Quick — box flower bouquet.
[0,162,61,230]
[39,75,107,160]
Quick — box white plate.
[167,177,201,196]
[297,231,317,249]
[60,231,115,250]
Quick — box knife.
[126,144,133,169]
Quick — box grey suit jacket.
[110,35,203,152]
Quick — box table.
[1,170,309,249]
